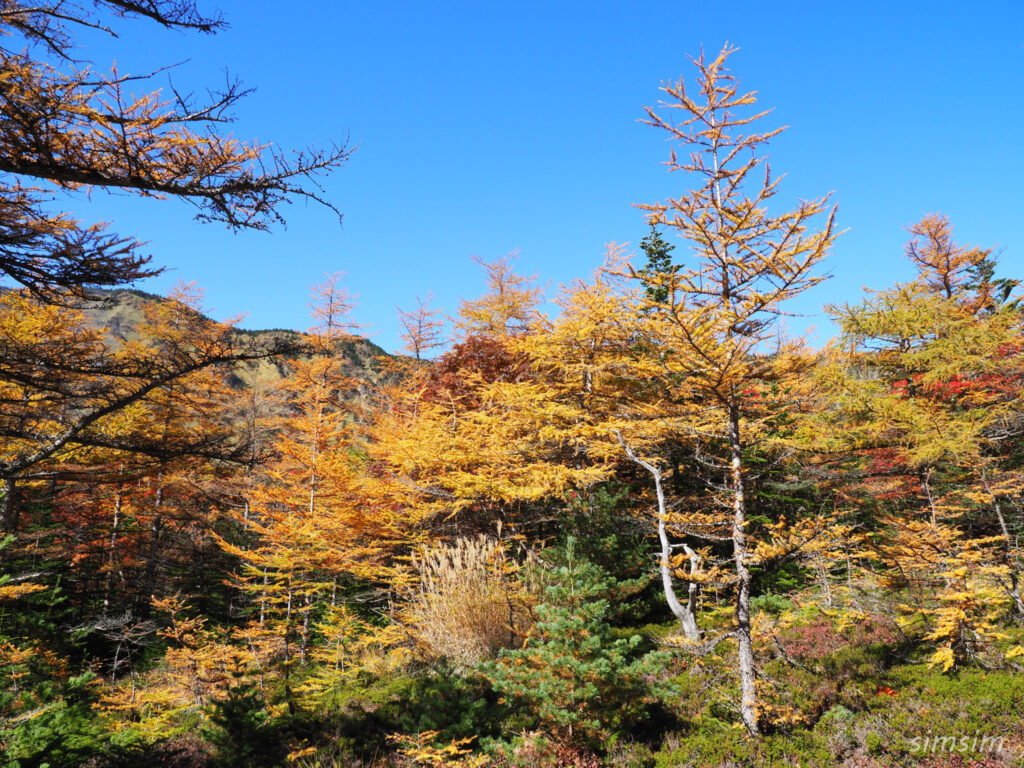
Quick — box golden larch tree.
[633,44,838,734]
[0,0,349,298]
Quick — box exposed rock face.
[80,288,399,402]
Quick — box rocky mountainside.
[80,288,397,395]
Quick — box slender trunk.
[111,642,123,682]
[284,577,293,666]
[617,432,699,641]
[300,592,312,663]
[138,470,165,617]
[259,569,269,627]
[656,487,700,641]
[283,576,296,714]
[921,466,938,527]
[708,103,756,735]
[0,477,17,533]
[729,406,759,736]
[982,469,1024,617]
[103,482,124,615]
[817,556,833,610]
[681,543,701,618]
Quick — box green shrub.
[203,683,289,768]
[481,539,671,750]
[0,673,106,768]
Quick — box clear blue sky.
[72,0,1023,353]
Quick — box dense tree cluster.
[1,25,1022,768]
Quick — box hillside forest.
[1,4,1023,768]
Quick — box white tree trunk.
[729,407,759,736]
[618,432,700,641]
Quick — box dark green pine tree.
[966,253,1021,313]
[638,223,677,304]
[203,683,289,768]
[481,539,666,749]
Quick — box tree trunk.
[0,477,17,533]
[682,543,702,618]
[617,432,700,641]
[259,569,269,627]
[300,591,313,663]
[921,466,938,527]
[729,406,759,736]
[138,470,165,618]
[103,483,124,615]
[657,492,700,642]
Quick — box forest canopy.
[0,23,1022,768]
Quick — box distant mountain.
[79,288,397,395]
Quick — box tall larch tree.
[397,294,446,361]
[634,44,838,734]
[217,275,409,707]
[455,253,544,340]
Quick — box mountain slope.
[80,288,396,394]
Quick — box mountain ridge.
[78,287,396,394]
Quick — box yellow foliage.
[929,647,956,673]
[455,252,544,339]
[295,606,414,712]
[389,730,489,768]
[0,582,46,601]
[96,594,259,738]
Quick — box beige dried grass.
[405,535,535,669]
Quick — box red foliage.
[866,448,905,475]
[778,617,897,664]
[497,734,603,768]
[422,334,532,405]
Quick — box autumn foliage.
[0,29,1022,768]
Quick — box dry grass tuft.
[404,536,535,669]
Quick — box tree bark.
[137,469,165,618]
[103,482,124,616]
[729,406,759,736]
[0,477,16,533]
[921,466,938,528]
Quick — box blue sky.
[67,0,1023,353]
